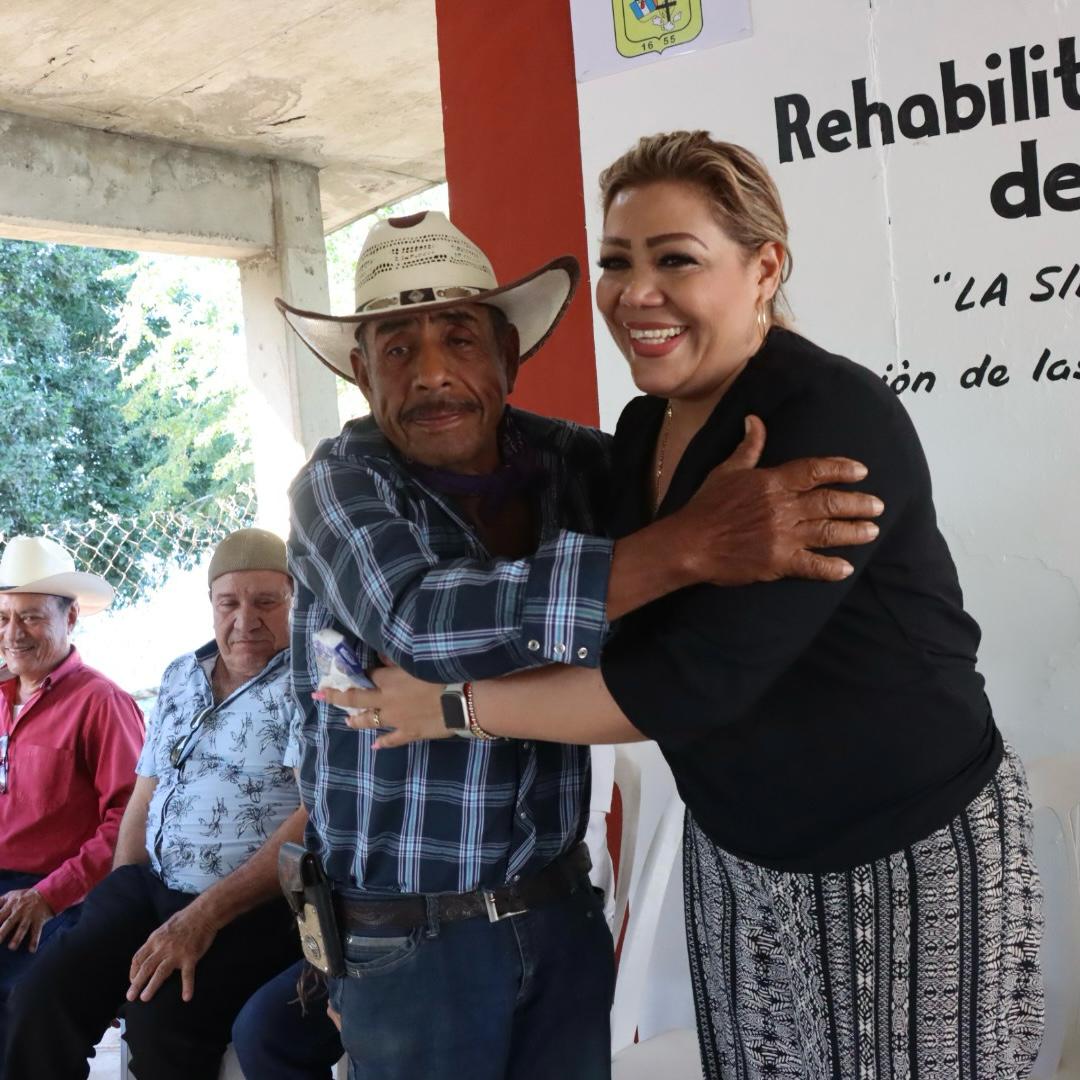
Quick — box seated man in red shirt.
[0,536,144,1069]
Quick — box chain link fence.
[0,486,259,608]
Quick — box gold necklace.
[654,400,674,510]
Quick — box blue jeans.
[232,960,343,1080]
[0,871,81,1076]
[329,881,614,1080]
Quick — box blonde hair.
[598,131,792,324]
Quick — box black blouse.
[600,328,1002,872]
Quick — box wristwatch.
[440,683,471,735]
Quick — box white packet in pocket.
[313,629,374,715]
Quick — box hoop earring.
[756,304,770,340]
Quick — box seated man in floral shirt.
[5,529,305,1080]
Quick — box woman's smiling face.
[596,180,780,404]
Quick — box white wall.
[573,0,1080,764]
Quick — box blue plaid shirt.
[288,407,614,894]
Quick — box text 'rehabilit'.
[774,37,1080,219]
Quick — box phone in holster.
[278,842,345,978]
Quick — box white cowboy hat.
[0,536,114,616]
[275,211,580,382]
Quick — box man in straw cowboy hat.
[276,211,882,1078]
[6,529,307,1080]
[0,535,143,1070]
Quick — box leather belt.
[334,843,592,931]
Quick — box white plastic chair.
[609,744,643,943]
[609,744,701,1079]
[217,1046,248,1080]
[1027,754,1080,1080]
[587,746,618,929]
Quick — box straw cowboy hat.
[0,536,114,616]
[275,211,580,383]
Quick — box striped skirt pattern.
[684,749,1044,1080]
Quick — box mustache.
[401,398,479,423]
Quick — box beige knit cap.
[207,528,288,586]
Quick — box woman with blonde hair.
[322,131,1044,1079]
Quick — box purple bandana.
[407,417,549,522]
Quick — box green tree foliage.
[0,239,253,604]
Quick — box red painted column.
[435,1,622,890]
[434,0,599,427]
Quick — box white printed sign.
[572,0,1080,762]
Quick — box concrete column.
[238,160,340,535]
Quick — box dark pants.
[4,864,302,1080]
[329,880,615,1080]
[0,871,82,1078]
[231,959,343,1080]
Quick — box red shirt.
[0,647,144,913]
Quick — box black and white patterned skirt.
[684,748,1044,1080]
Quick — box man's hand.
[126,903,218,1004]
[676,415,884,585]
[0,889,54,953]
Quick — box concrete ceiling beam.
[0,109,277,258]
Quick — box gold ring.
[372,708,381,728]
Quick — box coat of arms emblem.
[612,0,702,58]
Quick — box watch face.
[440,690,468,730]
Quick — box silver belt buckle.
[483,889,526,923]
